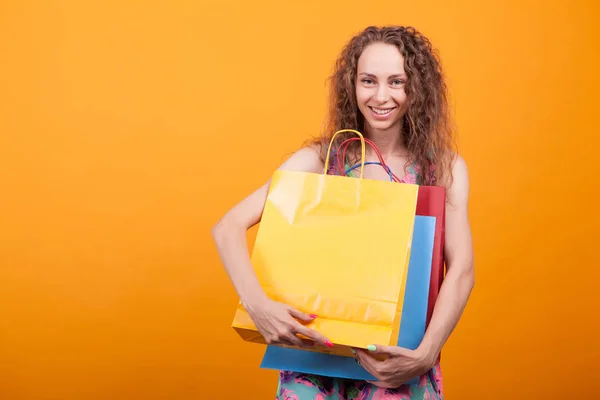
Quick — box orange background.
[1,1,599,399]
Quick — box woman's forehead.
[357,43,406,76]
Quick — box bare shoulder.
[277,144,324,174]
[451,154,469,184]
[447,154,469,210]
[212,143,324,231]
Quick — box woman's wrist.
[241,289,269,313]
[416,337,440,370]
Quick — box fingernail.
[367,344,376,352]
[350,348,356,355]
[325,340,334,348]
[309,314,318,319]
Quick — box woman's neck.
[364,123,408,160]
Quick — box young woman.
[212,25,474,399]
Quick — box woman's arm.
[418,154,475,366]
[211,145,331,347]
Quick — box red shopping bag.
[415,186,446,328]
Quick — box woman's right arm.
[211,145,332,348]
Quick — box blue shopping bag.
[259,215,436,384]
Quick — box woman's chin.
[365,119,401,133]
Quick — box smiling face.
[355,42,408,135]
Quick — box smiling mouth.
[368,106,396,116]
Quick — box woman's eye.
[392,80,405,85]
[362,79,374,84]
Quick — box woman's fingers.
[287,307,318,323]
[293,323,332,348]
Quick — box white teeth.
[371,107,394,115]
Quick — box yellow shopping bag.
[232,130,419,357]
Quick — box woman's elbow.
[211,213,246,245]
[449,257,475,291]
[211,217,231,245]
[462,260,475,292]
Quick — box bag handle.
[337,137,402,183]
[323,129,366,179]
[346,161,394,182]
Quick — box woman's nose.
[374,84,390,103]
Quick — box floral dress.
[276,363,443,400]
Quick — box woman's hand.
[354,344,434,388]
[246,297,333,348]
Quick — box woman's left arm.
[417,154,475,367]
[355,155,475,387]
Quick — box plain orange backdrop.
[1,1,599,399]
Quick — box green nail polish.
[350,348,356,354]
[367,345,376,352]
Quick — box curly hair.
[311,25,456,187]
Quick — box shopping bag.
[332,156,447,361]
[231,130,419,357]
[259,215,436,385]
[415,186,446,327]
[339,154,446,328]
